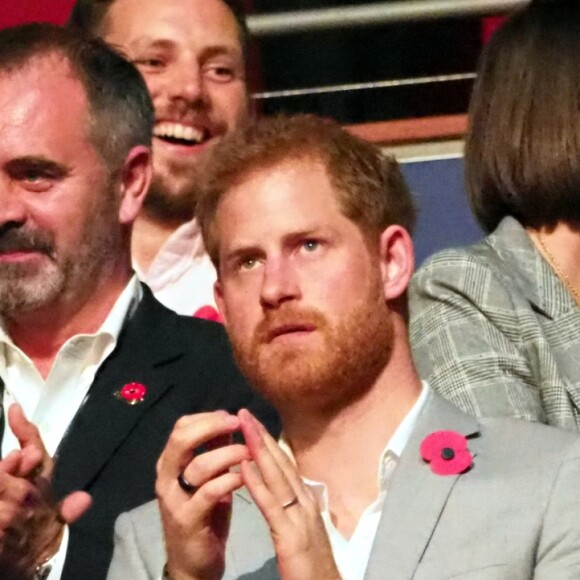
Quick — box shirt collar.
[387,380,429,458]
[0,275,142,348]
[134,219,206,281]
[279,382,430,501]
[99,275,141,340]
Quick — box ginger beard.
[228,267,394,415]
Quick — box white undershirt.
[134,219,217,315]
[0,276,141,579]
[280,382,429,580]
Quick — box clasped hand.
[0,404,91,576]
[157,409,340,580]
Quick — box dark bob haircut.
[466,1,580,233]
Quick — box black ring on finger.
[177,471,197,495]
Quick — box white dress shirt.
[280,382,429,580]
[0,276,142,579]
[135,219,217,316]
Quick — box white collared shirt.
[135,219,217,316]
[0,276,142,457]
[0,276,142,580]
[280,383,429,580]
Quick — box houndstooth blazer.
[409,216,580,431]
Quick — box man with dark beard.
[69,0,250,317]
[0,24,277,580]
[110,116,580,580]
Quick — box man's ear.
[378,225,415,301]
[117,145,153,225]
[214,280,228,326]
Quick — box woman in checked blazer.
[410,1,580,431]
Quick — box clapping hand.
[238,409,341,580]
[0,404,91,576]
[156,411,250,580]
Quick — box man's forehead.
[103,0,242,43]
[215,161,346,237]
[0,56,91,148]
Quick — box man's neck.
[132,213,189,274]
[282,337,423,539]
[5,267,132,380]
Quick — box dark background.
[0,0,484,124]
[250,0,481,123]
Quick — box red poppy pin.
[115,382,147,406]
[193,305,223,324]
[420,430,473,476]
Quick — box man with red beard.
[69,0,250,318]
[110,116,580,580]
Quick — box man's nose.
[260,260,301,308]
[166,60,207,107]
[0,185,27,228]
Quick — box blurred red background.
[0,0,75,28]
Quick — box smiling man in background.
[69,0,250,316]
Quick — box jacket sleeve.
[409,250,546,423]
[535,439,580,578]
[107,509,164,580]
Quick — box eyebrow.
[223,245,261,267]
[223,227,333,261]
[199,45,242,61]
[126,37,176,52]
[5,156,70,178]
[126,37,241,61]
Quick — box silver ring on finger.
[281,496,299,510]
[177,471,197,495]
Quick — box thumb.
[59,492,92,524]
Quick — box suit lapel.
[489,217,580,415]
[489,217,574,318]
[52,287,187,496]
[364,392,480,580]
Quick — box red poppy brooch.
[420,430,473,476]
[115,382,147,406]
[193,305,223,324]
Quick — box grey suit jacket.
[107,489,277,580]
[410,216,580,430]
[108,391,580,579]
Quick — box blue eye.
[302,240,319,252]
[240,257,259,270]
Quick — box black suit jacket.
[49,286,279,580]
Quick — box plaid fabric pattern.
[409,216,580,431]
